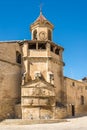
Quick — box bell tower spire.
[30,9,54,41]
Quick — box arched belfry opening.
[48,29,52,41]
[33,30,37,40]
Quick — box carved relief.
[32,88,43,96]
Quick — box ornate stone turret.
[30,11,54,41]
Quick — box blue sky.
[0,0,87,80]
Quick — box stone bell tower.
[30,11,54,41]
[21,11,64,119]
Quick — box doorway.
[72,105,75,116]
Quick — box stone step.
[0,119,67,125]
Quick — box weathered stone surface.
[0,42,21,120]
[64,77,87,117]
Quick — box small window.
[48,30,52,40]
[55,48,60,55]
[29,43,36,49]
[33,30,37,40]
[81,96,84,105]
[49,73,54,84]
[38,43,46,50]
[16,51,21,64]
[71,82,75,87]
[50,45,54,52]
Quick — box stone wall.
[55,107,67,119]
[0,42,21,120]
[48,58,64,102]
[15,104,22,119]
[64,77,87,117]
[75,105,87,116]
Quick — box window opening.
[33,30,37,40]
[38,43,46,50]
[81,96,84,105]
[48,30,52,40]
[51,45,54,52]
[72,82,75,87]
[29,43,36,49]
[16,51,21,64]
[49,73,54,84]
[55,48,60,55]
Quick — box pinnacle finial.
[40,3,43,15]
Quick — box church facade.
[0,12,87,120]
